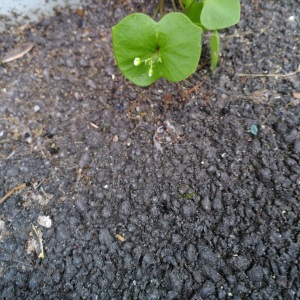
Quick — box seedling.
[112,0,240,86]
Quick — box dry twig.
[0,42,34,64]
[0,183,27,205]
[238,65,300,78]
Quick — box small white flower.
[148,67,153,77]
[134,58,141,66]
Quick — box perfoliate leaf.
[184,1,204,27]
[209,30,221,72]
[201,0,240,30]
[112,13,202,86]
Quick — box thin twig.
[196,58,211,71]
[34,178,47,192]
[152,3,160,19]
[0,183,27,205]
[27,178,47,197]
[187,82,204,94]
[238,65,300,78]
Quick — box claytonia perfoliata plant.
[112,0,240,86]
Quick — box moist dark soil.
[0,0,299,299]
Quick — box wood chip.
[115,234,125,242]
[292,92,300,99]
[76,7,85,17]
[1,42,34,64]
[0,182,27,205]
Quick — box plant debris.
[153,120,180,152]
[37,216,52,228]
[27,224,44,259]
[292,92,300,99]
[115,234,125,242]
[1,42,34,64]
[0,182,27,205]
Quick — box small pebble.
[201,196,211,211]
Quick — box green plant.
[112,0,240,86]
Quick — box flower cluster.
[133,51,162,77]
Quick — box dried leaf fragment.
[1,42,34,64]
[26,233,39,255]
[153,120,180,152]
[37,216,52,228]
[31,224,44,258]
[76,7,85,17]
[0,220,5,241]
[0,220,5,232]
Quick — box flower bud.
[148,67,153,77]
[134,58,141,66]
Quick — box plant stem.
[159,0,165,17]
[153,0,185,19]
[171,0,177,11]
[177,0,185,11]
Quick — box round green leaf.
[201,0,240,30]
[112,13,202,86]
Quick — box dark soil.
[0,0,299,299]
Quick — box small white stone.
[34,105,40,112]
[288,16,295,21]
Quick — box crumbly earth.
[0,0,299,299]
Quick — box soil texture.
[0,0,299,299]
